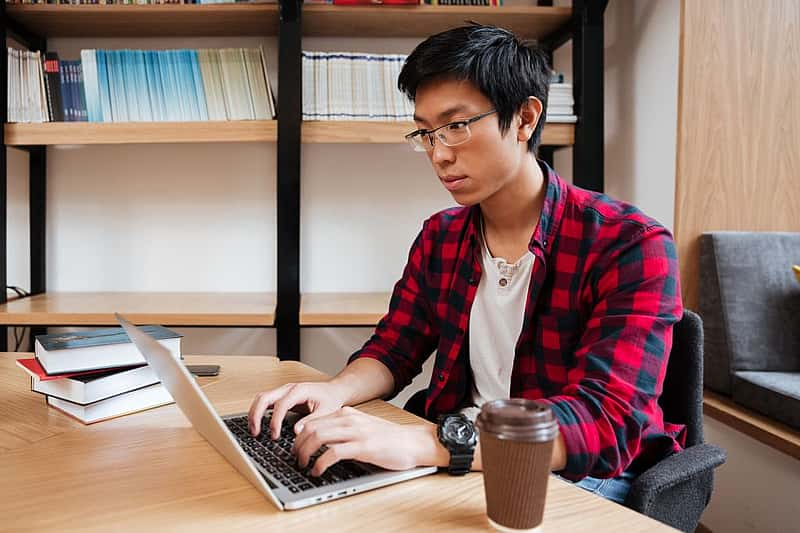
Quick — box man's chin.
[449,191,481,207]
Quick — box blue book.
[144,51,163,122]
[167,50,187,121]
[156,51,175,121]
[80,50,101,122]
[110,50,129,122]
[122,49,140,121]
[96,50,114,122]
[34,326,183,374]
[189,49,209,121]
[179,50,199,121]
[75,61,88,122]
[58,62,70,121]
[133,49,152,121]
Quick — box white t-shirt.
[461,220,535,421]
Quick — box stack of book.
[6,47,276,123]
[16,326,182,424]
[302,51,413,121]
[547,77,576,123]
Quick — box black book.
[42,52,64,122]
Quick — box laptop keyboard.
[224,414,372,494]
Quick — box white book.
[244,48,270,120]
[197,49,221,121]
[34,325,182,374]
[258,46,276,119]
[25,364,161,405]
[545,115,577,123]
[315,53,328,119]
[302,51,316,120]
[382,56,398,121]
[351,56,369,120]
[48,383,174,425]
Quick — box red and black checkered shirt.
[349,163,686,480]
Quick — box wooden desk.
[0,353,674,532]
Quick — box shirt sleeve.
[536,224,683,480]
[347,224,439,399]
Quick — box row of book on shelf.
[7,47,276,123]
[16,326,182,424]
[8,46,575,124]
[6,0,510,4]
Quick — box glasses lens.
[407,133,429,152]
[438,123,470,147]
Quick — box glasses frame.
[405,109,497,152]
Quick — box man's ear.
[517,96,543,143]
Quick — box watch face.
[443,417,476,446]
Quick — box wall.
[674,0,800,310]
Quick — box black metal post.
[571,0,607,192]
[1,0,8,351]
[29,147,45,295]
[276,0,301,361]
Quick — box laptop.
[115,314,437,510]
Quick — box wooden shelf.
[704,390,800,461]
[0,292,276,327]
[302,5,572,39]
[6,4,280,37]
[302,121,575,146]
[4,120,277,146]
[5,121,572,147]
[300,292,390,326]
[6,4,570,40]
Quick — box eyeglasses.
[405,109,497,152]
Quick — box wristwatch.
[437,413,478,476]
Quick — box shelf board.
[6,4,571,40]
[302,5,572,39]
[300,292,390,326]
[704,390,800,461]
[302,121,574,146]
[4,120,277,146]
[0,292,276,327]
[6,4,280,37]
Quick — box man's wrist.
[409,423,450,468]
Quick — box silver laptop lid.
[115,314,283,510]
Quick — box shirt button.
[499,278,508,287]
[468,278,477,286]
[438,372,446,382]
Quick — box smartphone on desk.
[186,364,221,377]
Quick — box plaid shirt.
[350,163,686,480]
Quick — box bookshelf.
[300,292,390,326]
[1,1,607,360]
[0,292,276,326]
[4,120,279,145]
[2,120,572,146]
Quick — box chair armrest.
[625,443,727,510]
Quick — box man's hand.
[292,407,449,477]
[248,382,349,439]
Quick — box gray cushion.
[732,371,800,430]
[699,232,800,396]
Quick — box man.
[248,24,685,504]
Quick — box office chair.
[403,310,726,532]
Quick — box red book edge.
[15,358,143,382]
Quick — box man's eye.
[447,122,468,131]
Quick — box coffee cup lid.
[476,398,559,442]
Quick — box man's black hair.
[398,24,550,153]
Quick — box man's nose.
[430,138,455,165]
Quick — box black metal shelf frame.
[0,0,607,359]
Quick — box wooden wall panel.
[675,0,800,309]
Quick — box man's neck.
[480,155,546,240]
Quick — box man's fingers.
[270,387,311,439]
[311,442,360,477]
[295,424,356,468]
[248,383,294,436]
